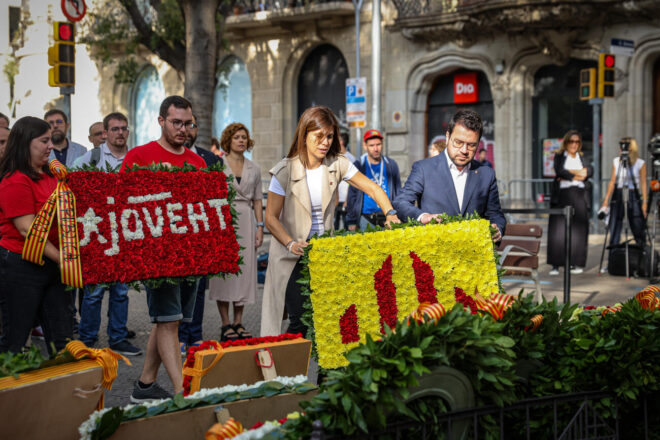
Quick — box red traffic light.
[54,22,74,42]
[604,54,615,68]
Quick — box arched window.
[297,44,349,124]
[133,66,166,147]
[214,56,252,156]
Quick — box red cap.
[363,129,383,142]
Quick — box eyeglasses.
[166,119,196,130]
[567,140,581,144]
[109,126,129,133]
[450,137,479,151]
[48,119,65,126]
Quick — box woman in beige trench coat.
[260,106,400,337]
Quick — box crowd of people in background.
[0,99,646,402]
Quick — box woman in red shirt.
[0,116,73,354]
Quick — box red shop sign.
[454,72,479,104]
[67,169,240,285]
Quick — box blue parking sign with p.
[347,85,356,97]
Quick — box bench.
[497,224,543,302]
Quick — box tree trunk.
[180,0,220,150]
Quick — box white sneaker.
[570,267,584,274]
[600,266,608,273]
[549,268,559,276]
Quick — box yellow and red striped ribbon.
[601,306,622,316]
[22,160,83,288]
[475,292,515,321]
[205,418,244,440]
[525,314,543,332]
[636,285,660,310]
[408,302,446,324]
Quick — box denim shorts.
[145,280,199,323]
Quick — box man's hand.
[491,223,502,242]
[420,213,441,225]
[348,225,357,231]
[384,214,401,229]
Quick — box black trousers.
[547,187,590,268]
[609,189,646,247]
[284,259,307,336]
[0,247,74,354]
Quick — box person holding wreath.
[208,122,263,342]
[0,116,74,354]
[261,106,400,337]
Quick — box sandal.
[233,324,252,340]
[221,324,240,342]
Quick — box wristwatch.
[385,209,397,217]
[256,222,264,228]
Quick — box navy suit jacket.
[393,152,506,233]
[193,145,220,167]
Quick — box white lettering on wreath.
[166,203,188,234]
[187,202,210,233]
[127,192,172,204]
[141,206,164,238]
[207,199,228,229]
[78,197,230,255]
[121,209,144,241]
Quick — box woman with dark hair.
[208,122,263,341]
[0,116,73,353]
[260,106,400,336]
[547,130,593,275]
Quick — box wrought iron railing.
[312,391,658,439]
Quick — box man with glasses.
[88,121,106,149]
[121,96,206,402]
[44,109,87,167]
[73,112,142,356]
[394,109,505,242]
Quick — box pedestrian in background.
[428,137,445,157]
[334,130,355,230]
[44,109,86,167]
[208,122,263,342]
[0,116,73,354]
[547,130,592,275]
[600,137,647,247]
[88,121,106,149]
[261,106,400,337]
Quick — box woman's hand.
[384,214,401,228]
[255,227,264,248]
[288,240,309,256]
[643,202,648,218]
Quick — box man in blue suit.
[393,109,505,242]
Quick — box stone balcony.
[225,1,355,37]
[391,0,660,46]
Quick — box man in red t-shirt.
[125,96,206,403]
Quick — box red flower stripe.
[339,304,360,344]
[181,333,303,395]
[409,251,438,304]
[454,287,478,314]
[374,255,398,333]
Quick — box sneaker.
[570,267,584,275]
[126,330,137,339]
[180,342,187,356]
[549,268,559,276]
[31,326,45,340]
[600,266,608,274]
[130,381,172,403]
[110,340,143,356]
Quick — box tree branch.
[119,0,186,73]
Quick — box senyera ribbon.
[22,160,83,287]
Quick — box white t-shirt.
[559,152,586,189]
[268,162,358,239]
[614,156,644,189]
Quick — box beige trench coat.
[260,154,352,336]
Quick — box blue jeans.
[178,277,206,345]
[79,283,129,346]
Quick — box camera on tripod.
[619,139,631,161]
[649,133,660,162]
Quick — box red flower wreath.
[182,333,303,395]
[454,287,478,314]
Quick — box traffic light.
[598,53,615,98]
[579,68,596,100]
[48,21,75,87]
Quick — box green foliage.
[0,346,46,378]
[290,306,518,437]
